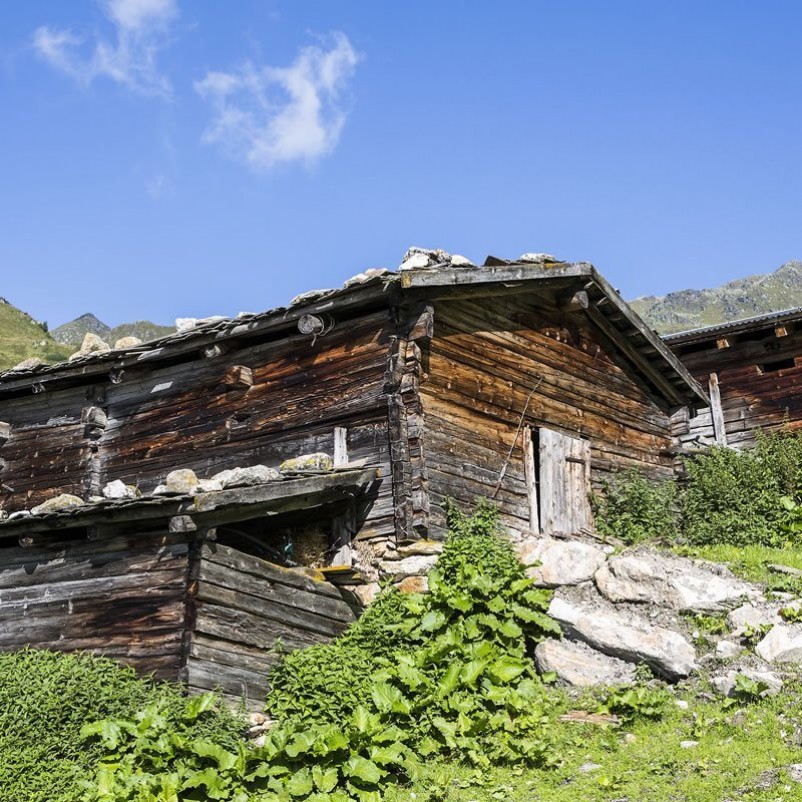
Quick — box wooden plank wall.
[185,542,355,705]
[0,530,189,678]
[421,296,675,539]
[0,310,397,550]
[672,329,802,449]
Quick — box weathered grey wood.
[708,372,728,446]
[522,427,540,535]
[538,428,591,536]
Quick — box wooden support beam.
[0,422,10,443]
[522,427,540,536]
[708,372,728,446]
[333,427,348,467]
[223,365,253,390]
[558,290,590,312]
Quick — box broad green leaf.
[346,755,383,784]
[312,764,339,792]
[286,767,314,797]
[488,656,528,683]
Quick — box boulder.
[31,494,85,515]
[548,596,697,680]
[755,624,802,663]
[340,582,381,607]
[711,668,783,698]
[113,336,142,349]
[727,601,782,636]
[534,638,637,687]
[279,453,333,472]
[69,332,111,361]
[154,469,199,495]
[202,465,281,490]
[398,247,452,271]
[8,357,45,372]
[517,253,559,264]
[519,537,607,587]
[8,510,31,521]
[395,539,443,558]
[379,554,438,580]
[397,575,429,594]
[595,548,755,613]
[343,268,389,288]
[715,640,744,660]
[450,254,474,267]
[102,480,140,500]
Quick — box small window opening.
[758,357,796,374]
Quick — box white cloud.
[33,0,177,97]
[195,32,360,171]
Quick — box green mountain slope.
[0,298,71,371]
[631,260,802,333]
[109,321,175,343]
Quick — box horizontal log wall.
[672,328,802,449]
[185,542,355,705]
[0,310,396,546]
[0,530,188,678]
[421,296,675,539]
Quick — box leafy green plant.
[591,470,678,544]
[0,649,243,802]
[741,623,773,647]
[730,674,770,703]
[780,603,802,623]
[596,684,671,722]
[681,431,802,547]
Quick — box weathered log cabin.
[0,250,707,700]
[666,307,802,449]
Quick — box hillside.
[631,259,802,333]
[0,298,71,371]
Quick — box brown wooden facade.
[666,308,802,450]
[0,257,706,693]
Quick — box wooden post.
[333,427,348,467]
[522,428,540,536]
[330,499,355,566]
[708,372,728,446]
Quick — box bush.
[85,500,565,801]
[592,470,678,544]
[0,649,243,802]
[681,431,802,547]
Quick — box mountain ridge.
[630,260,802,333]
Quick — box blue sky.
[2,1,802,327]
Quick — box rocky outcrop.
[548,595,697,680]
[534,637,637,687]
[595,548,755,612]
[519,537,607,588]
[755,624,802,663]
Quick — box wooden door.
[538,428,592,536]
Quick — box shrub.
[591,470,678,544]
[681,431,802,547]
[85,500,565,801]
[0,649,243,802]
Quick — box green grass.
[388,687,802,801]
[677,543,802,595]
[0,299,71,371]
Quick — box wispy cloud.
[33,0,178,97]
[194,32,360,171]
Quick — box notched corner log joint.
[223,365,254,391]
[82,406,108,439]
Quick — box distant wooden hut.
[666,307,802,449]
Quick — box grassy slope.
[393,690,800,801]
[0,300,71,371]
[391,543,802,802]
